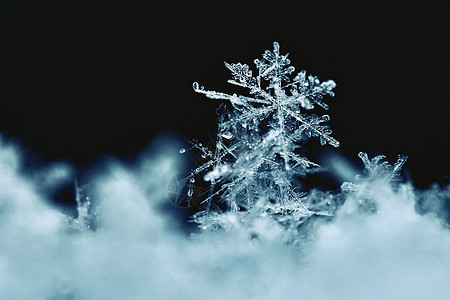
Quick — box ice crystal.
[67,180,96,231]
[340,152,408,214]
[184,42,339,229]
[341,151,408,193]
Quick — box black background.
[0,0,448,189]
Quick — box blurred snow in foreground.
[0,135,449,299]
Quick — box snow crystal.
[188,42,339,229]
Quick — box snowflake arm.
[286,70,337,110]
[287,111,339,147]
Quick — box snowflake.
[193,42,339,148]
[183,42,339,229]
[341,151,408,193]
[340,152,408,215]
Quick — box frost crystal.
[185,42,339,230]
[358,151,407,181]
[341,151,408,193]
[340,152,408,214]
[67,180,96,231]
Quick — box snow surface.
[0,135,449,299]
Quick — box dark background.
[0,0,448,189]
